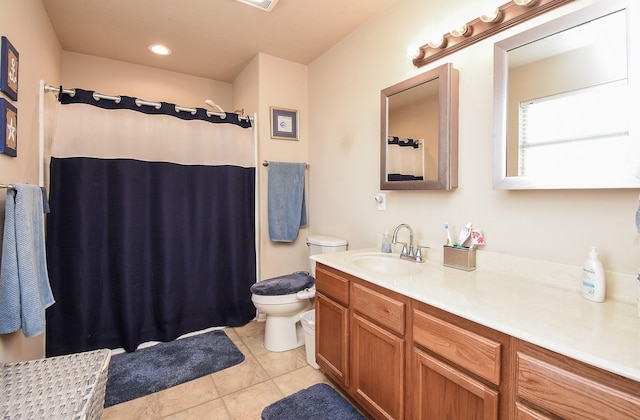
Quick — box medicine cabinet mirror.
[381,62,459,190]
[493,0,640,189]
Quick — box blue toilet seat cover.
[250,271,315,296]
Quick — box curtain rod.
[43,83,252,122]
[262,160,309,168]
[0,184,15,189]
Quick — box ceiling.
[41,0,398,83]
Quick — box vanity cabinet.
[351,279,408,419]
[315,264,350,388]
[410,301,510,419]
[515,340,640,419]
[315,263,640,420]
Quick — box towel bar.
[262,160,309,168]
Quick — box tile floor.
[102,321,336,419]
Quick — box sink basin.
[349,252,422,276]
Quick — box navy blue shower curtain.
[45,89,256,356]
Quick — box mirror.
[381,62,459,190]
[493,0,639,189]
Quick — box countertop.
[311,248,640,382]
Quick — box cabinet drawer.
[352,282,405,335]
[517,352,640,419]
[315,265,349,306]
[514,402,553,420]
[413,309,501,385]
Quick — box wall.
[0,0,61,362]
[61,52,233,109]
[255,54,310,280]
[308,0,640,275]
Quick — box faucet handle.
[415,245,430,262]
[407,245,415,257]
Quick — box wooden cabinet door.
[315,292,349,387]
[412,347,499,420]
[352,313,405,420]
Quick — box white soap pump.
[581,246,606,302]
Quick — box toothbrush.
[444,224,452,246]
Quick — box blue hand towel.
[0,184,55,337]
[268,162,307,242]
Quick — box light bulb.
[513,0,534,6]
[480,9,501,23]
[406,45,421,59]
[428,36,446,49]
[449,24,468,37]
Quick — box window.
[518,80,630,182]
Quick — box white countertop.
[311,248,640,382]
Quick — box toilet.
[250,235,348,352]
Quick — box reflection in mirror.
[493,0,639,189]
[387,80,438,182]
[381,63,458,190]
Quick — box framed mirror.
[493,0,639,189]
[381,62,459,190]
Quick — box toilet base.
[263,305,311,352]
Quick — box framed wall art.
[270,107,298,140]
[0,98,17,157]
[1,36,19,101]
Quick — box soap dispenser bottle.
[581,246,605,302]
[381,228,392,253]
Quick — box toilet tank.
[307,235,348,277]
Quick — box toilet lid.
[250,271,314,296]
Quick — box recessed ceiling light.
[235,0,279,12]
[148,44,172,56]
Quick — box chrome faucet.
[392,223,414,258]
[392,223,428,263]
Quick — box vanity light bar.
[413,0,574,68]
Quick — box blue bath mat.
[262,383,366,419]
[105,329,244,407]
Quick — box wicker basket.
[0,348,111,419]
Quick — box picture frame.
[1,36,19,101]
[0,98,17,157]
[270,107,298,140]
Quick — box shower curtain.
[45,89,256,356]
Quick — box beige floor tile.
[253,345,309,378]
[162,398,230,420]
[235,328,266,356]
[156,375,219,417]
[103,393,161,420]
[223,327,250,353]
[272,365,331,396]
[222,380,283,419]
[232,320,265,339]
[211,354,270,396]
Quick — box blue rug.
[262,383,366,419]
[105,330,244,407]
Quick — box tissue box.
[443,245,476,271]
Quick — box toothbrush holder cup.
[443,245,476,271]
